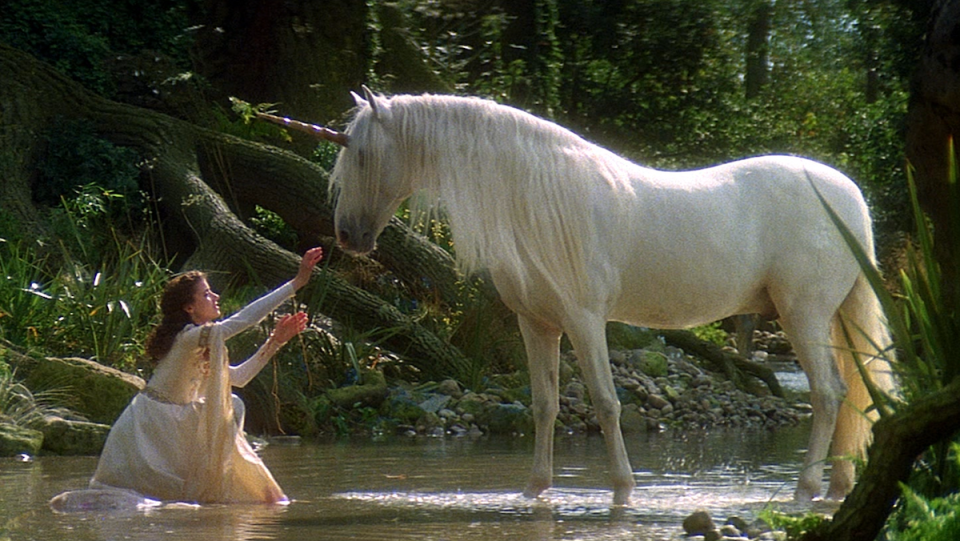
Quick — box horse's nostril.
[338,230,350,244]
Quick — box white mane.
[338,94,641,312]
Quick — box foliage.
[440,281,526,390]
[691,321,729,347]
[0,371,74,429]
[0,196,167,370]
[34,118,144,217]
[760,507,829,539]
[886,474,960,541]
[0,0,196,97]
[249,206,298,252]
[219,98,297,145]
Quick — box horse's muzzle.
[336,227,376,255]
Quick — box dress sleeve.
[229,339,280,388]
[216,281,296,340]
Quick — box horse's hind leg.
[517,314,562,500]
[781,313,847,501]
[566,315,635,506]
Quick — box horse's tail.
[828,272,896,494]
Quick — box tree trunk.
[802,377,960,541]
[905,0,960,302]
[0,43,470,379]
[745,0,773,100]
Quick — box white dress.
[89,282,295,504]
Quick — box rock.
[326,369,388,408]
[418,393,452,413]
[484,403,533,435]
[564,381,586,401]
[719,524,741,537]
[416,411,442,432]
[725,515,751,533]
[437,379,462,398]
[619,403,647,433]
[692,373,713,388]
[683,509,717,536]
[0,422,43,456]
[39,415,110,455]
[13,356,144,425]
[647,394,670,410]
[631,350,668,377]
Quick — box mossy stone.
[0,422,43,456]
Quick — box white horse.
[317,87,894,505]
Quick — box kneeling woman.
[90,247,324,504]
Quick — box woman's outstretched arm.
[216,247,323,340]
[230,312,308,387]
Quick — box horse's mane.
[341,94,639,310]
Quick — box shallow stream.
[1,416,830,541]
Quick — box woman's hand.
[292,246,324,291]
[271,312,308,346]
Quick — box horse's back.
[608,154,870,327]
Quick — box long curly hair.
[144,271,206,362]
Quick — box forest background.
[1,1,956,539]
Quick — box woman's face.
[184,278,221,325]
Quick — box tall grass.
[0,370,76,428]
[0,189,168,370]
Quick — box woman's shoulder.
[175,322,221,347]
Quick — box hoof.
[523,479,550,499]
[794,486,819,502]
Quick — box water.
[0,420,827,541]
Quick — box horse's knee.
[530,395,559,424]
[811,380,847,418]
[592,396,621,424]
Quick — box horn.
[255,111,349,146]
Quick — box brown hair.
[144,271,206,362]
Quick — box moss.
[632,350,669,378]
[21,357,143,425]
[606,322,657,350]
[0,422,43,456]
[325,369,388,409]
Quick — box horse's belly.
[610,282,773,329]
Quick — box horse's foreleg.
[788,321,848,501]
[517,315,562,500]
[566,316,635,506]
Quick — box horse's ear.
[361,85,387,122]
[350,90,367,107]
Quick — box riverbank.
[373,338,806,439]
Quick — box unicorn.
[271,87,894,505]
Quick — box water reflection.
[1,421,817,541]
